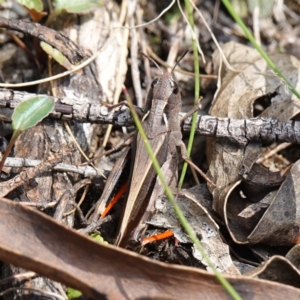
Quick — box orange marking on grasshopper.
[142,230,174,246]
[100,182,127,218]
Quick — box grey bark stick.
[0,88,137,127]
[3,157,99,177]
[1,88,300,145]
[183,115,300,145]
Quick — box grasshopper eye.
[151,78,159,88]
[172,82,179,95]
[169,79,178,94]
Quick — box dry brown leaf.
[247,160,300,245]
[245,255,300,288]
[286,244,300,270]
[148,190,240,276]
[208,41,300,246]
[222,160,300,245]
[208,41,300,195]
[1,197,300,299]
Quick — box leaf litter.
[1,1,300,299]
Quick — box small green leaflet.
[16,0,43,12]
[90,232,108,245]
[230,0,248,18]
[40,42,73,70]
[247,0,275,18]
[12,96,55,132]
[67,287,82,299]
[54,0,103,14]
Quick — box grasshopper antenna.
[139,51,163,75]
[171,48,191,75]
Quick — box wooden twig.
[1,89,300,145]
[184,115,300,145]
[3,157,100,177]
[0,17,84,64]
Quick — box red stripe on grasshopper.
[142,230,174,246]
[100,182,127,218]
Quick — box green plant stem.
[123,85,242,300]
[177,1,241,299]
[178,0,199,191]
[221,0,300,100]
[45,10,60,27]
[0,130,20,172]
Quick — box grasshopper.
[88,55,210,247]
[115,69,183,247]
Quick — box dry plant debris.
[1,1,300,299]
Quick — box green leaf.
[230,0,248,18]
[12,96,55,132]
[247,0,275,18]
[67,287,82,299]
[16,0,43,12]
[40,42,73,70]
[54,0,103,14]
[90,233,108,245]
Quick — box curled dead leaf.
[209,41,300,247]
